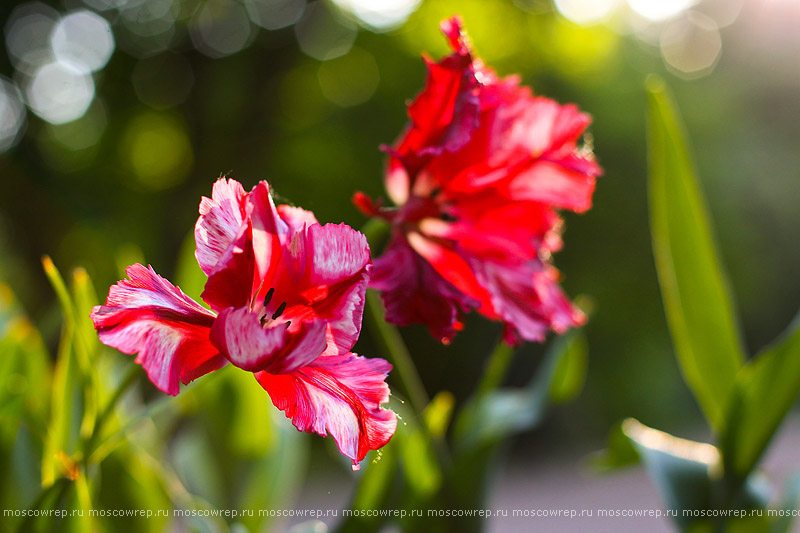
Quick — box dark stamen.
[263,287,274,307]
[440,212,457,222]
[430,187,442,198]
[272,302,287,320]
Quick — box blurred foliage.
[0,0,799,530]
[594,77,800,533]
[0,258,309,532]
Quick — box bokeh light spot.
[554,0,622,26]
[697,0,743,28]
[116,0,177,58]
[245,0,306,30]
[0,78,27,153]
[317,46,379,107]
[4,2,59,75]
[627,0,695,22]
[51,10,115,73]
[82,0,128,11]
[660,11,721,78]
[26,61,95,125]
[295,1,357,61]
[121,112,193,190]
[190,0,254,58]
[331,0,421,31]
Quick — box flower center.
[258,287,288,327]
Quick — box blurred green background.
[1,0,798,475]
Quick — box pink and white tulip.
[92,178,396,469]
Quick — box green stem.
[359,217,431,412]
[365,290,430,413]
[359,217,453,470]
[476,341,514,398]
[83,363,140,461]
[359,217,391,248]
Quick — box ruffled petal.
[209,306,327,374]
[504,159,598,213]
[200,224,256,312]
[201,180,288,312]
[277,204,319,233]
[372,235,478,342]
[470,258,584,344]
[91,264,225,396]
[195,178,247,276]
[267,223,371,355]
[255,353,396,470]
[388,18,482,200]
[248,181,290,284]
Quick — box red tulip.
[356,17,601,344]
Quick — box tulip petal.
[471,259,584,344]
[195,178,247,276]
[271,223,371,355]
[372,236,478,342]
[255,353,396,469]
[248,181,290,284]
[91,264,225,396]
[277,204,319,233]
[505,159,598,213]
[209,306,327,374]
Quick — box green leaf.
[41,258,91,486]
[591,421,641,473]
[646,76,745,431]
[423,391,455,439]
[238,405,309,532]
[42,318,82,486]
[722,312,800,479]
[0,284,52,431]
[351,446,397,512]
[394,400,442,499]
[447,332,586,516]
[548,331,588,404]
[454,330,582,452]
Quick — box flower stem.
[359,218,431,411]
[476,341,514,397]
[83,363,140,460]
[365,290,430,413]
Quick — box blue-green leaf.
[646,76,745,431]
[771,475,800,533]
[621,419,769,531]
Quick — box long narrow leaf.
[646,77,745,431]
[722,312,800,479]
